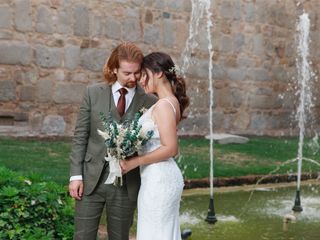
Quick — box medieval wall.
[0,0,319,137]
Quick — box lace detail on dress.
[136,100,184,240]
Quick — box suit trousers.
[73,167,137,240]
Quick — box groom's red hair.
[103,42,144,85]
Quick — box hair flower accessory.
[168,65,182,77]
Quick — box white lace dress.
[136,99,184,240]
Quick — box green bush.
[0,167,74,239]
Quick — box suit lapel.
[99,84,121,122]
[122,85,147,121]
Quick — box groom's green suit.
[70,82,157,240]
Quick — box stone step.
[205,133,249,144]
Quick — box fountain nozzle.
[292,190,303,212]
[205,197,218,224]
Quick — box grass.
[0,137,71,185]
[178,136,320,179]
[0,136,319,186]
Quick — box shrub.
[0,167,74,239]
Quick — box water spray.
[292,12,314,212]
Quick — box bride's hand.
[120,157,140,174]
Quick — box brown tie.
[117,88,128,117]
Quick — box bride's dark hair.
[142,52,190,118]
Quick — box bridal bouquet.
[97,110,153,186]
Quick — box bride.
[120,52,189,240]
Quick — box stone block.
[231,88,243,108]
[271,66,289,82]
[0,80,16,101]
[220,35,233,53]
[249,93,282,109]
[41,115,66,135]
[252,34,264,56]
[227,68,246,81]
[248,68,270,81]
[163,20,174,47]
[0,5,11,28]
[249,113,269,131]
[122,19,141,41]
[29,111,44,131]
[154,0,165,9]
[233,111,250,129]
[216,87,232,108]
[212,64,227,80]
[13,68,38,85]
[14,0,33,32]
[144,0,153,7]
[167,0,184,11]
[233,33,245,51]
[36,5,53,34]
[13,112,28,121]
[36,79,53,102]
[64,44,80,70]
[57,10,72,34]
[126,8,139,18]
[237,57,255,67]
[179,113,211,135]
[92,15,104,37]
[35,45,62,68]
[19,85,35,101]
[105,19,121,40]
[234,1,242,20]
[220,0,233,19]
[53,83,86,103]
[187,59,210,79]
[0,30,13,39]
[0,42,32,65]
[80,48,108,72]
[74,4,89,36]
[0,67,10,79]
[174,20,188,49]
[70,73,87,82]
[244,2,255,22]
[143,25,160,45]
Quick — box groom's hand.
[69,180,83,200]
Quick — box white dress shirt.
[70,81,136,182]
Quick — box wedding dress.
[136,98,184,240]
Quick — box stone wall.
[0,0,319,137]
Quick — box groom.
[69,42,157,240]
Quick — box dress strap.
[160,98,176,115]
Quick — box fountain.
[178,0,320,239]
[292,12,315,212]
[180,0,217,225]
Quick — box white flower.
[140,107,148,114]
[24,179,32,185]
[97,129,109,140]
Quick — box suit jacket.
[69,82,157,201]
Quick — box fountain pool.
[180,180,320,240]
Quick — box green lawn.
[0,136,319,186]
